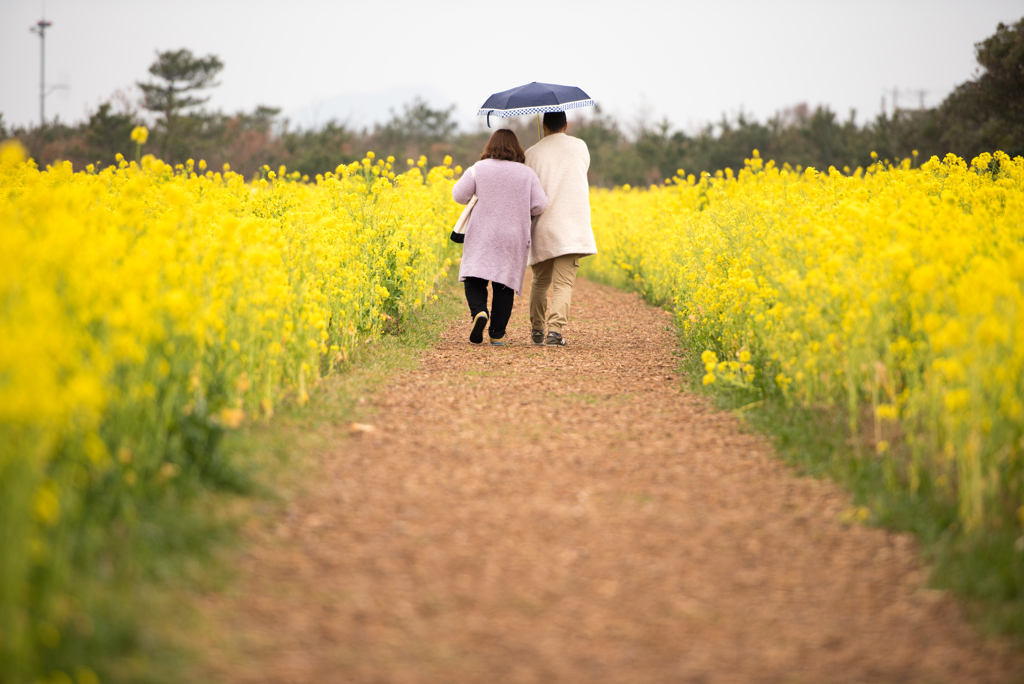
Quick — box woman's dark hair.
[480,129,526,163]
[543,111,567,132]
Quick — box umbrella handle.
[487,110,493,128]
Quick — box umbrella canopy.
[477,82,594,126]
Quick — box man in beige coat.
[525,111,597,347]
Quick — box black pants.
[464,277,515,339]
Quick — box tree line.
[2,18,1020,186]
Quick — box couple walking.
[452,111,596,347]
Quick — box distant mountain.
[285,85,479,132]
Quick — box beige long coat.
[524,132,598,266]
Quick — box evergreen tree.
[137,49,223,161]
[939,18,1024,158]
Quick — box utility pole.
[881,88,901,117]
[30,18,53,127]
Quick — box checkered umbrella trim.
[476,99,596,118]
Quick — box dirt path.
[200,278,1023,683]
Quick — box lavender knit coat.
[452,159,548,295]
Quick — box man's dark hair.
[543,111,567,132]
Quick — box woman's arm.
[529,171,548,216]
[452,165,476,205]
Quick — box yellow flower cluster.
[584,149,1024,535]
[0,141,459,675]
[129,125,148,146]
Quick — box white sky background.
[1,0,1021,134]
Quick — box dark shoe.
[544,332,567,347]
[469,311,488,344]
[531,329,545,345]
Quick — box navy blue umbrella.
[477,82,595,128]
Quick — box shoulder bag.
[450,165,477,244]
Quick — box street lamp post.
[30,19,53,127]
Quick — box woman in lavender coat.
[452,129,548,345]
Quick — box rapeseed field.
[5,132,1024,678]
[0,139,460,680]
[584,150,1024,542]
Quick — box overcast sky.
[1,0,1021,133]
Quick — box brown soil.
[199,278,1024,683]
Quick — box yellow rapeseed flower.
[0,139,27,166]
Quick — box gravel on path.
[201,277,1024,683]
